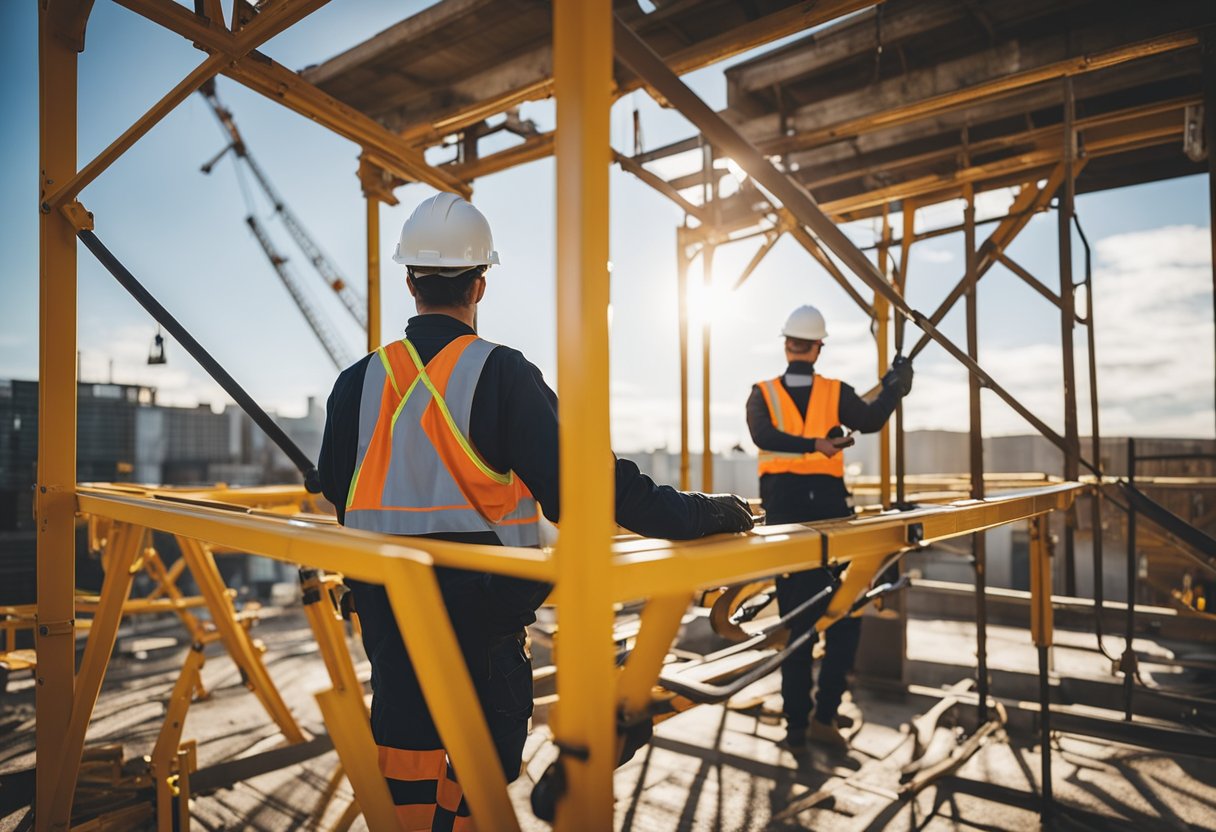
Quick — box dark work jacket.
[746,361,899,524]
[319,314,724,636]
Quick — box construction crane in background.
[244,214,354,369]
[198,80,363,368]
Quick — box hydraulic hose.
[78,229,323,493]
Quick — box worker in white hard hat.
[319,192,754,828]
[746,303,913,752]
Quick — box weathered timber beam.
[447,132,555,183]
[614,151,707,222]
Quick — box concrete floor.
[1,608,1213,831]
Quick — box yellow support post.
[298,571,398,832]
[616,594,691,718]
[36,4,79,827]
[553,0,617,826]
[48,522,145,829]
[176,537,305,743]
[151,642,206,832]
[383,560,519,830]
[366,195,381,353]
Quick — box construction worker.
[318,192,754,830]
[746,304,913,751]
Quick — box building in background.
[0,378,325,604]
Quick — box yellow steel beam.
[46,0,336,208]
[48,522,144,830]
[553,0,618,826]
[111,0,470,197]
[36,5,79,824]
[1029,515,1054,648]
[301,573,398,831]
[76,488,555,584]
[610,483,1082,602]
[616,594,692,719]
[383,558,520,830]
[176,537,305,742]
[150,643,205,832]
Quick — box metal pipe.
[964,186,989,723]
[1059,77,1080,597]
[1073,212,1116,662]
[77,230,322,492]
[1038,643,1053,816]
[701,243,715,492]
[877,205,892,510]
[1124,438,1137,722]
[677,229,692,491]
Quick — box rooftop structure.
[21,1,1216,830]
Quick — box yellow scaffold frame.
[36,2,1082,830]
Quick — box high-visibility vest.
[756,375,845,477]
[345,335,539,547]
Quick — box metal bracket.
[60,200,94,232]
[37,618,74,637]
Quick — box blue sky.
[2,1,1212,456]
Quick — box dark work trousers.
[762,473,861,730]
[350,573,534,830]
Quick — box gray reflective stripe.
[445,339,497,435]
[758,450,805,460]
[764,381,786,432]
[495,514,540,547]
[346,505,495,535]
[381,380,470,509]
[499,497,538,523]
[357,356,388,460]
[345,504,539,546]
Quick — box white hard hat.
[781,305,828,340]
[393,192,500,272]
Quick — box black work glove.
[882,355,914,398]
[691,493,755,536]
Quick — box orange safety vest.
[756,375,845,477]
[345,334,539,547]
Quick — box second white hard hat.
[781,305,828,340]
[393,192,500,272]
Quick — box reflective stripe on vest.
[345,335,540,547]
[756,375,845,477]
[378,744,475,831]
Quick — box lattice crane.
[199,80,365,368]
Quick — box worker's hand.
[694,493,755,535]
[882,355,914,397]
[814,438,843,457]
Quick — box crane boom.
[244,215,353,370]
[201,82,368,329]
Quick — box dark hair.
[407,267,486,307]
[785,336,818,354]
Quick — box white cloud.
[900,224,1214,437]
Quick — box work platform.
[30,0,1216,828]
[2,603,1211,830]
